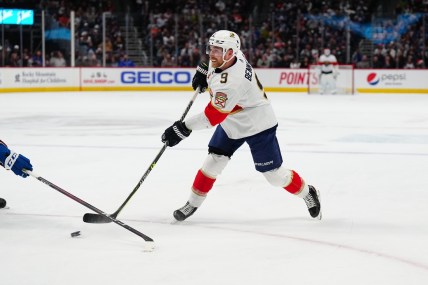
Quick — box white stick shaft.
[23,169,40,179]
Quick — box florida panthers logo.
[214,92,228,108]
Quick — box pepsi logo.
[367,73,380,85]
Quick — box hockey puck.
[0,198,6,209]
[71,231,81,238]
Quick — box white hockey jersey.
[185,51,277,139]
[319,54,338,73]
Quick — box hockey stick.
[23,170,155,244]
[83,88,200,224]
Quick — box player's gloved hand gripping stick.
[192,61,208,93]
[160,62,208,147]
[0,144,33,177]
[83,88,200,223]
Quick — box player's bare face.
[208,46,224,68]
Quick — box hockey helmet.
[207,30,241,56]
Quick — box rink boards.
[0,67,427,94]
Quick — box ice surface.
[1,91,428,284]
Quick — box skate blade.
[316,189,322,220]
[170,219,181,225]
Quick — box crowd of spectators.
[43,0,121,67]
[1,0,427,69]
[135,0,428,69]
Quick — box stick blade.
[142,241,156,252]
[83,213,113,223]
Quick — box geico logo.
[121,71,191,84]
[380,74,406,81]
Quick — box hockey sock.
[284,170,309,197]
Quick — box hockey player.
[0,140,33,208]
[162,30,321,221]
[318,48,339,94]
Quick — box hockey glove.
[0,144,33,178]
[333,71,340,79]
[192,61,208,93]
[161,121,192,147]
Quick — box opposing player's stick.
[83,88,200,224]
[24,170,155,246]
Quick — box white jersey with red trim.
[185,51,277,139]
[319,54,338,73]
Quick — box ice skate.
[303,185,322,220]
[173,201,198,221]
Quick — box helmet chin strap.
[217,49,234,69]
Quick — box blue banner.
[45,28,71,41]
[305,13,422,45]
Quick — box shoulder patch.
[214,92,228,109]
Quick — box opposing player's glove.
[192,62,208,93]
[161,121,192,147]
[0,144,33,178]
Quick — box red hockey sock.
[192,169,216,195]
[283,170,305,195]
